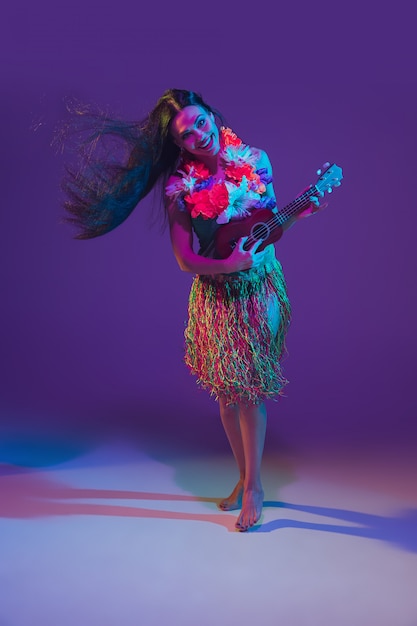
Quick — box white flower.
[216,177,261,224]
[165,168,198,198]
[165,177,185,199]
[222,144,258,168]
[179,167,199,193]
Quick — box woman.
[62,88,320,531]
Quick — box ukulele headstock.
[314,163,343,196]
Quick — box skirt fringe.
[184,258,291,405]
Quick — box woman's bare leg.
[217,395,245,510]
[235,402,267,531]
[218,293,277,523]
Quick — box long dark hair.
[59,89,225,239]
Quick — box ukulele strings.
[245,189,316,246]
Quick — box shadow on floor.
[257,500,417,553]
[0,465,416,552]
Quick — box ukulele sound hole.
[251,222,270,241]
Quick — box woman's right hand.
[224,237,268,273]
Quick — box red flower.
[185,189,213,219]
[185,182,229,220]
[191,161,210,178]
[221,127,242,148]
[209,182,229,211]
[226,163,254,182]
[183,160,210,179]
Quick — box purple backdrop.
[1,0,416,456]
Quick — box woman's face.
[170,105,220,159]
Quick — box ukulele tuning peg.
[323,162,330,169]
[327,187,333,193]
[316,169,322,176]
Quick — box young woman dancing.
[62,88,323,531]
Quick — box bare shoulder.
[251,147,273,171]
[250,146,277,202]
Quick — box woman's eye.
[197,118,205,127]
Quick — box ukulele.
[206,163,343,259]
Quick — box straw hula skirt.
[184,250,291,405]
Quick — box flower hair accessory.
[165,127,276,223]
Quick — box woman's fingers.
[237,236,249,251]
[237,236,263,254]
[309,195,320,207]
[232,236,266,270]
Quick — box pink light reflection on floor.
[0,438,416,626]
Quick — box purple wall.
[1,0,416,454]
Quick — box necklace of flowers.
[165,127,276,224]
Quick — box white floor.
[1,435,416,626]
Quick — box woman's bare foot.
[235,488,264,531]
[217,480,244,511]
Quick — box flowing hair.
[57,89,225,239]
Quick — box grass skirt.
[184,255,291,405]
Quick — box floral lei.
[165,127,276,224]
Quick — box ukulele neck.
[276,189,315,226]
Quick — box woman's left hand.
[296,190,327,220]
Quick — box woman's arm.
[256,149,297,231]
[257,149,320,230]
[166,197,268,275]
